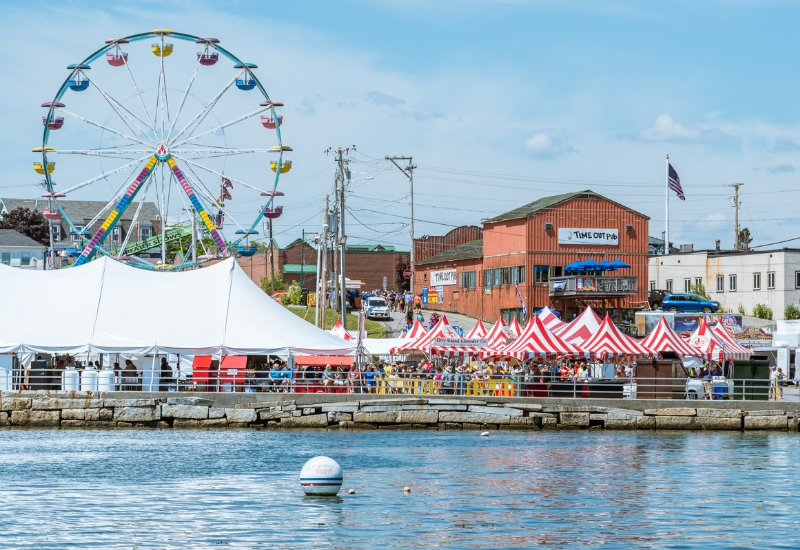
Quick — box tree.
[689,282,710,300]
[0,207,49,246]
[737,227,753,251]
[164,234,216,264]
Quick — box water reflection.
[0,430,798,547]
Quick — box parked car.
[661,293,720,313]
[364,297,391,320]
[648,289,669,310]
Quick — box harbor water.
[0,429,798,548]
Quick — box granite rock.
[397,410,439,424]
[114,406,159,423]
[745,415,788,430]
[224,408,257,423]
[280,414,329,428]
[161,404,209,420]
[10,410,60,427]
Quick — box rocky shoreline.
[0,391,798,431]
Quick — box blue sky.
[2,0,800,251]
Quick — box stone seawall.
[1,391,798,431]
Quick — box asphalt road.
[373,309,480,338]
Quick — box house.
[0,198,163,259]
[0,229,46,269]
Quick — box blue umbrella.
[564,260,585,274]
[609,259,631,269]
[582,258,603,271]
[598,260,615,271]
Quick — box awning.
[294,355,355,367]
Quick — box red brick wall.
[414,226,482,263]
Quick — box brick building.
[225,239,410,293]
[414,190,650,324]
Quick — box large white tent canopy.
[0,257,355,357]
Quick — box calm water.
[0,429,798,549]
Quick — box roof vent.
[680,244,694,252]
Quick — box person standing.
[159,357,173,392]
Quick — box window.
[517,265,525,284]
[666,279,673,293]
[684,278,692,293]
[729,274,737,292]
[423,273,427,282]
[716,275,724,292]
[551,266,563,278]
[795,271,800,289]
[72,225,84,242]
[501,267,510,285]
[649,280,656,291]
[111,227,121,244]
[1,252,9,265]
[484,269,492,287]
[511,267,518,285]
[753,272,761,290]
[695,277,702,287]
[460,270,476,289]
[534,265,549,283]
[50,223,61,242]
[500,308,524,324]
[768,271,775,289]
[21,253,30,266]
[139,225,152,241]
[494,269,500,286]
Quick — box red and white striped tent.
[500,315,587,359]
[641,316,702,357]
[481,318,514,357]
[466,320,488,339]
[579,315,652,358]
[710,322,752,358]
[554,307,603,344]
[329,319,354,341]
[402,319,428,339]
[686,319,750,361]
[537,306,566,333]
[390,317,462,354]
[507,317,522,338]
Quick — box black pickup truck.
[648,290,669,310]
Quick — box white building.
[0,229,46,269]
[648,248,800,320]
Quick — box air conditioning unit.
[680,244,694,252]
[544,222,553,231]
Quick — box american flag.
[515,283,528,321]
[668,163,685,201]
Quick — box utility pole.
[269,216,275,293]
[190,207,197,270]
[300,228,305,290]
[326,146,355,326]
[321,195,329,329]
[730,183,743,250]
[386,156,416,294]
[314,232,322,327]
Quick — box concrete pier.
[1,391,798,431]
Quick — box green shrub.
[281,282,302,305]
[752,303,773,320]
[689,282,710,300]
[786,304,800,320]
[261,274,288,293]
[737,303,746,315]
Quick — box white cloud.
[365,91,405,107]
[523,129,575,160]
[640,114,701,141]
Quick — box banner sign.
[578,277,596,291]
[558,228,619,246]
[421,286,428,305]
[432,338,488,347]
[552,279,567,291]
[430,269,457,286]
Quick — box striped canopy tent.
[709,322,752,358]
[466,320,488,339]
[537,306,566,333]
[554,306,603,344]
[641,316,702,357]
[579,315,652,358]
[507,317,523,338]
[329,319,354,341]
[402,319,428,339]
[500,315,587,359]
[480,318,514,358]
[686,319,750,361]
[390,317,461,354]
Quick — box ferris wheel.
[36,29,290,268]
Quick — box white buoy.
[480,431,490,437]
[300,456,343,496]
[403,486,411,493]
[348,489,355,495]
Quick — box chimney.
[715,240,721,251]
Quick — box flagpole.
[665,153,670,255]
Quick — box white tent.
[0,256,355,357]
